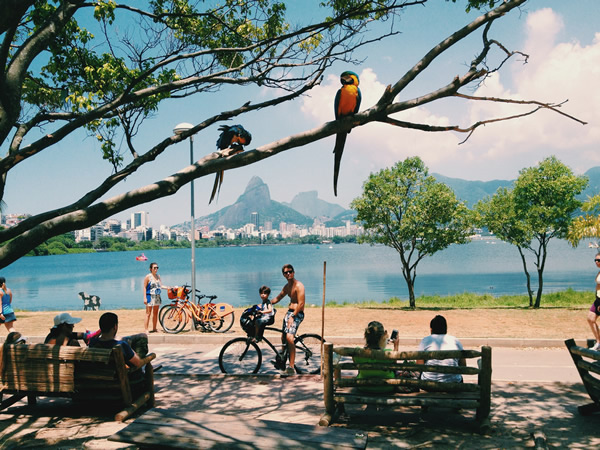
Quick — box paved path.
[150,342,581,382]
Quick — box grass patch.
[325,288,593,309]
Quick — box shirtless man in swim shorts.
[271,264,305,375]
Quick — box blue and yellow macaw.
[333,70,361,196]
[210,124,252,204]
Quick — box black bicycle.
[218,314,323,375]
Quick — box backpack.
[240,306,259,336]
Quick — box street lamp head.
[173,122,194,135]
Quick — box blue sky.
[4,0,600,228]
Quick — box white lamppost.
[173,122,196,301]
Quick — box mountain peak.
[285,190,345,218]
[244,176,267,193]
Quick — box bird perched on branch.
[210,124,252,204]
[333,70,361,196]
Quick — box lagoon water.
[2,239,598,311]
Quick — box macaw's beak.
[340,74,354,85]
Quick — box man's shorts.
[283,310,304,335]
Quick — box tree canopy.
[567,195,600,248]
[0,0,583,268]
[476,156,588,308]
[351,156,472,308]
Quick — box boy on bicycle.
[253,285,274,341]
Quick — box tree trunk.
[534,241,548,308]
[534,268,544,308]
[400,254,416,309]
[517,246,534,307]
[407,282,416,309]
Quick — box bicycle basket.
[168,286,189,300]
[240,307,258,336]
[177,286,189,299]
[167,287,179,300]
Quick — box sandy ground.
[4,305,592,341]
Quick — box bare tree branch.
[455,94,587,125]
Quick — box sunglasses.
[283,270,293,275]
[152,266,159,269]
[595,260,600,263]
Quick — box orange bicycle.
[158,285,235,334]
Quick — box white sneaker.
[592,342,600,351]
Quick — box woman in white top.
[143,262,167,333]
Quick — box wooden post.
[321,261,326,377]
[320,342,335,426]
[476,346,492,424]
[113,346,133,406]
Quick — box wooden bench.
[0,343,156,421]
[565,338,600,415]
[320,343,492,431]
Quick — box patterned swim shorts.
[283,310,304,335]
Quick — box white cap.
[53,312,82,327]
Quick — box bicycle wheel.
[205,307,223,332]
[159,306,187,334]
[219,337,262,374]
[294,333,324,374]
[211,310,235,333]
[158,303,177,325]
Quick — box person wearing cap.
[44,312,98,346]
[6,331,27,344]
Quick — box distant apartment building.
[119,229,146,241]
[131,211,149,229]
[74,225,104,242]
[250,212,259,227]
[104,219,122,235]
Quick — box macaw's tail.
[209,170,224,204]
[333,132,348,196]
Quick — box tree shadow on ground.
[0,397,139,449]
[331,381,600,448]
[1,379,599,448]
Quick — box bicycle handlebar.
[174,284,218,302]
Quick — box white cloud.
[462,9,600,177]
[301,8,600,182]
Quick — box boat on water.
[135,253,148,261]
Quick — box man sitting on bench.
[417,315,465,383]
[89,312,143,369]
